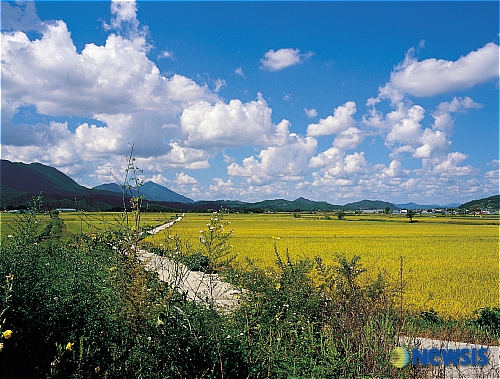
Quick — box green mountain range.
[93,182,194,204]
[458,195,499,212]
[0,160,193,211]
[1,159,497,212]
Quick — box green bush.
[226,247,404,378]
[419,308,441,325]
[0,207,248,378]
[475,307,500,336]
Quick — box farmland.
[145,212,499,319]
[0,211,179,239]
[1,209,498,378]
[1,210,497,319]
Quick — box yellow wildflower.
[66,342,74,351]
[2,330,12,339]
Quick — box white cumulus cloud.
[304,108,318,118]
[180,93,280,148]
[333,127,364,150]
[306,102,357,137]
[260,48,313,71]
[386,105,425,147]
[228,136,317,184]
[388,42,499,97]
[432,97,482,134]
[176,172,198,185]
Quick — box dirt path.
[138,250,241,309]
[138,214,241,309]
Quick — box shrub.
[474,307,500,336]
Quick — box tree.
[385,206,391,214]
[406,209,416,223]
[470,205,481,217]
[337,209,346,220]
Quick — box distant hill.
[193,197,340,212]
[92,183,122,193]
[93,182,194,204]
[1,159,90,196]
[395,202,460,209]
[4,159,491,213]
[342,199,398,210]
[0,160,192,211]
[458,195,499,211]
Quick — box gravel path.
[138,250,241,309]
[138,214,241,309]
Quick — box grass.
[57,211,179,235]
[0,212,51,239]
[0,211,179,239]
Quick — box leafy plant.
[474,307,500,337]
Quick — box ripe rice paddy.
[145,212,499,319]
[1,210,497,319]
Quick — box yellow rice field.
[145,212,499,319]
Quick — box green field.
[0,211,179,239]
[145,212,499,319]
[58,211,179,235]
[0,212,52,239]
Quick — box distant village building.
[55,208,77,212]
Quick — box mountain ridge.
[1,159,497,212]
[92,182,194,203]
[0,160,193,210]
[395,202,461,209]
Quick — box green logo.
[390,346,410,368]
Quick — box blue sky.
[1,1,498,204]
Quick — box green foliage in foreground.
[1,208,496,378]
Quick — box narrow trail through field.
[137,213,241,310]
[138,214,499,378]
